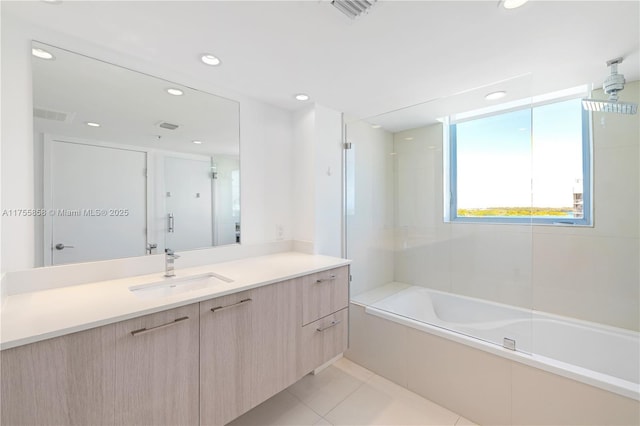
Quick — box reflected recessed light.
[502,0,528,9]
[32,48,55,60]
[295,93,310,101]
[86,122,101,127]
[485,91,507,100]
[404,137,414,141]
[201,54,222,66]
[192,140,203,144]
[371,124,382,129]
[166,88,184,96]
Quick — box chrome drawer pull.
[130,316,189,336]
[315,274,336,284]
[211,298,252,313]
[316,319,342,332]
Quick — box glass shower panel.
[447,78,534,353]
[344,120,396,299]
[346,74,534,354]
[529,79,640,383]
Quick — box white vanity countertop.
[0,252,350,350]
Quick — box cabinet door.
[200,290,253,426]
[114,304,199,426]
[200,280,298,426]
[298,308,349,376]
[0,325,116,426]
[301,266,349,325]
[249,279,298,404]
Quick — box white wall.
[1,15,35,272]
[313,104,343,257]
[391,82,640,330]
[292,106,315,246]
[1,14,294,272]
[291,104,343,258]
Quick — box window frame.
[447,97,592,226]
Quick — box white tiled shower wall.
[349,82,639,331]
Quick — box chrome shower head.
[581,99,637,115]
[332,0,377,19]
[582,57,638,115]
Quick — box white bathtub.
[366,285,640,401]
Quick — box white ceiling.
[4,0,640,124]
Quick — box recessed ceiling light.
[166,88,184,96]
[200,54,222,66]
[41,0,62,3]
[485,91,507,101]
[86,122,101,127]
[404,137,414,141]
[502,0,529,9]
[295,93,310,101]
[192,140,203,145]
[371,124,382,129]
[32,48,55,60]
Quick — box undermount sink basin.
[129,272,233,299]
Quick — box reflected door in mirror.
[47,141,147,265]
[212,156,240,246]
[164,156,213,251]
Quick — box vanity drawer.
[301,266,349,325]
[299,308,348,376]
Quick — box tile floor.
[228,357,477,426]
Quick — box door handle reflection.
[54,243,75,250]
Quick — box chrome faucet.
[164,248,180,277]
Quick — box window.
[448,97,591,225]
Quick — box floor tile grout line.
[287,361,467,426]
[362,372,463,426]
[321,371,382,421]
[288,369,374,420]
[327,373,371,413]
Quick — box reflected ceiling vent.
[331,0,377,19]
[582,57,638,115]
[33,107,75,123]
[157,121,180,130]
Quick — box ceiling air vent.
[331,0,377,19]
[33,107,75,123]
[157,121,180,130]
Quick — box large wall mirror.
[32,41,240,267]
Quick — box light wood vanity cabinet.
[114,304,200,426]
[0,264,349,426]
[0,325,116,426]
